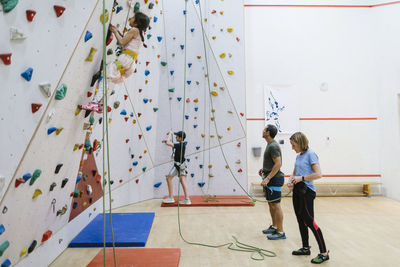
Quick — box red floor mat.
[161,195,255,207]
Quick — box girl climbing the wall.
[107,11,149,84]
[79,12,150,112]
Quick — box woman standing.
[287,132,329,264]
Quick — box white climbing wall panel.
[0,0,246,266]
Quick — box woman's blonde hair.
[290,132,309,152]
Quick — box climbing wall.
[0,0,245,266]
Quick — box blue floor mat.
[69,213,155,247]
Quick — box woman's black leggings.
[293,187,327,253]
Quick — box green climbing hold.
[142,167,147,172]
[168,88,175,93]
[1,0,18,13]
[147,34,152,40]
[0,240,10,256]
[29,169,42,186]
[153,107,158,112]
[55,83,67,100]
[89,115,95,125]
[134,2,140,13]
[161,61,167,66]
[73,189,80,198]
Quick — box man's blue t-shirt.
[294,149,319,192]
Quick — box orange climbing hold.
[0,53,12,65]
[54,5,66,17]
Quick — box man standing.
[259,124,286,240]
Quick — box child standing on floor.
[162,130,191,205]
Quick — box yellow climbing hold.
[32,189,42,199]
[85,48,97,62]
[210,90,218,96]
[208,164,213,168]
[55,127,63,135]
[210,117,215,121]
[227,127,231,131]
[201,133,205,138]
[20,248,27,257]
[129,168,132,172]
[212,36,216,40]
[73,144,79,151]
[133,119,136,124]
[227,70,234,75]
[225,165,229,169]
[100,9,109,23]
[211,109,215,113]
[109,118,112,123]
[75,107,82,116]
[227,27,233,33]
[213,82,218,87]
[83,202,87,207]
[144,150,147,154]
[219,53,226,59]
[194,98,199,103]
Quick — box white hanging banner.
[264,85,299,134]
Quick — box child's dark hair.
[134,12,150,48]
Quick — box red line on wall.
[244,1,400,8]
[247,117,378,121]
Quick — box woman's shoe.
[292,247,311,255]
[311,252,329,264]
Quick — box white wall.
[245,1,391,192]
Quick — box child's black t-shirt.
[173,142,186,163]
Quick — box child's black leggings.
[293,187,327,253]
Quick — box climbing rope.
[171,0,277,261]
[101,0,117,266]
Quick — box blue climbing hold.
[170,70,174,76]
[120,109,127,115]
[84,31,92,42]
[186,158,190,162]
[145,70,150,76]
[154,182,162,188]
[157,36,162,42]
[0,225,4,235]
[193,124,198,128]
[21,67,33,81]
[196,146,200,150]
[198,182,205,187]
[132,161,138,166]
[116,6,123,13]
[194,107,199,112]
[153,16,158,22]
[195,0,199,4]
[187,80,191,85]
[188,63,192,68]
[1,259,11,267]
[76,176,82,184]
[143,98,149,103]
[47,127,57,135]
[180,45,184,50]
[185,115,189,120]
[190,28,195,32]
[191,173,195,178]
[183,10,186,15]
[73,202,78,209]
[23,173,32,182]
[199,164,203,168]
[146,125,152,131]
[177,97,182,101]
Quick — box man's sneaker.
[179,198,191,205]
[311,253,329,264]
[162,197,175,204]
[292,247,311,255]
[78,101,103,114]
[262,225,277,234]
[267,232,286,240]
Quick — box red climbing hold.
[15,178,25,188]
[79,144,84,150]
[211,10,217,14]
[186,98,190,103]
[54,5,66,17]
[240,112,244,116]
[136,179,139,184]
[31,103,42,113]
[124,95,128,100]
[95,174,101,183]
[0,53,12,65]
[106,34,113,46]
[146,61,150,66]
[119,179,123,183]
[41,230,52,243]
[26,10,37,22]
[107,106,112,112]
[125,139,130,143]
[238,168,243,173]
[93,139,99,151]
[236,37,240,42]
[138,89,143,93]
[124,117,128,122]
[138,134,142,140]
[237,142,241,147]
[138,113,142,117]
[87,91,93,97]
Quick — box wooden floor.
[50,197,400,267]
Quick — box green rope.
[101,1,117,266]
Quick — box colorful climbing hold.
[153,107,158,112]
[132,161,138,166]
[55,83,67,100]
[198,182,205,187]
[227,27,233,33]
[20,248,27,257]
[154,182,162,188]
[32,189,42,199]
[15,178,25,187]
[1,0,18,13]
[146,125,152,131]
[29,169,42,186]
[116,5,123,13]
[26,9,36,22]
[142,167,147,172]
[47,127,57,135]
[219,53,226,59]
[86,47,97,62]
[227,70,234,75]
[31,103,42,113]
[134,2,140,13]
[100,9,109,23]
[53,5,65,17]
[145,70,150,76]
[41,230,52,243]
[84,31,92,42]
[21,67,33,81]
[0,53,11,65]
[210,90,218,96]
